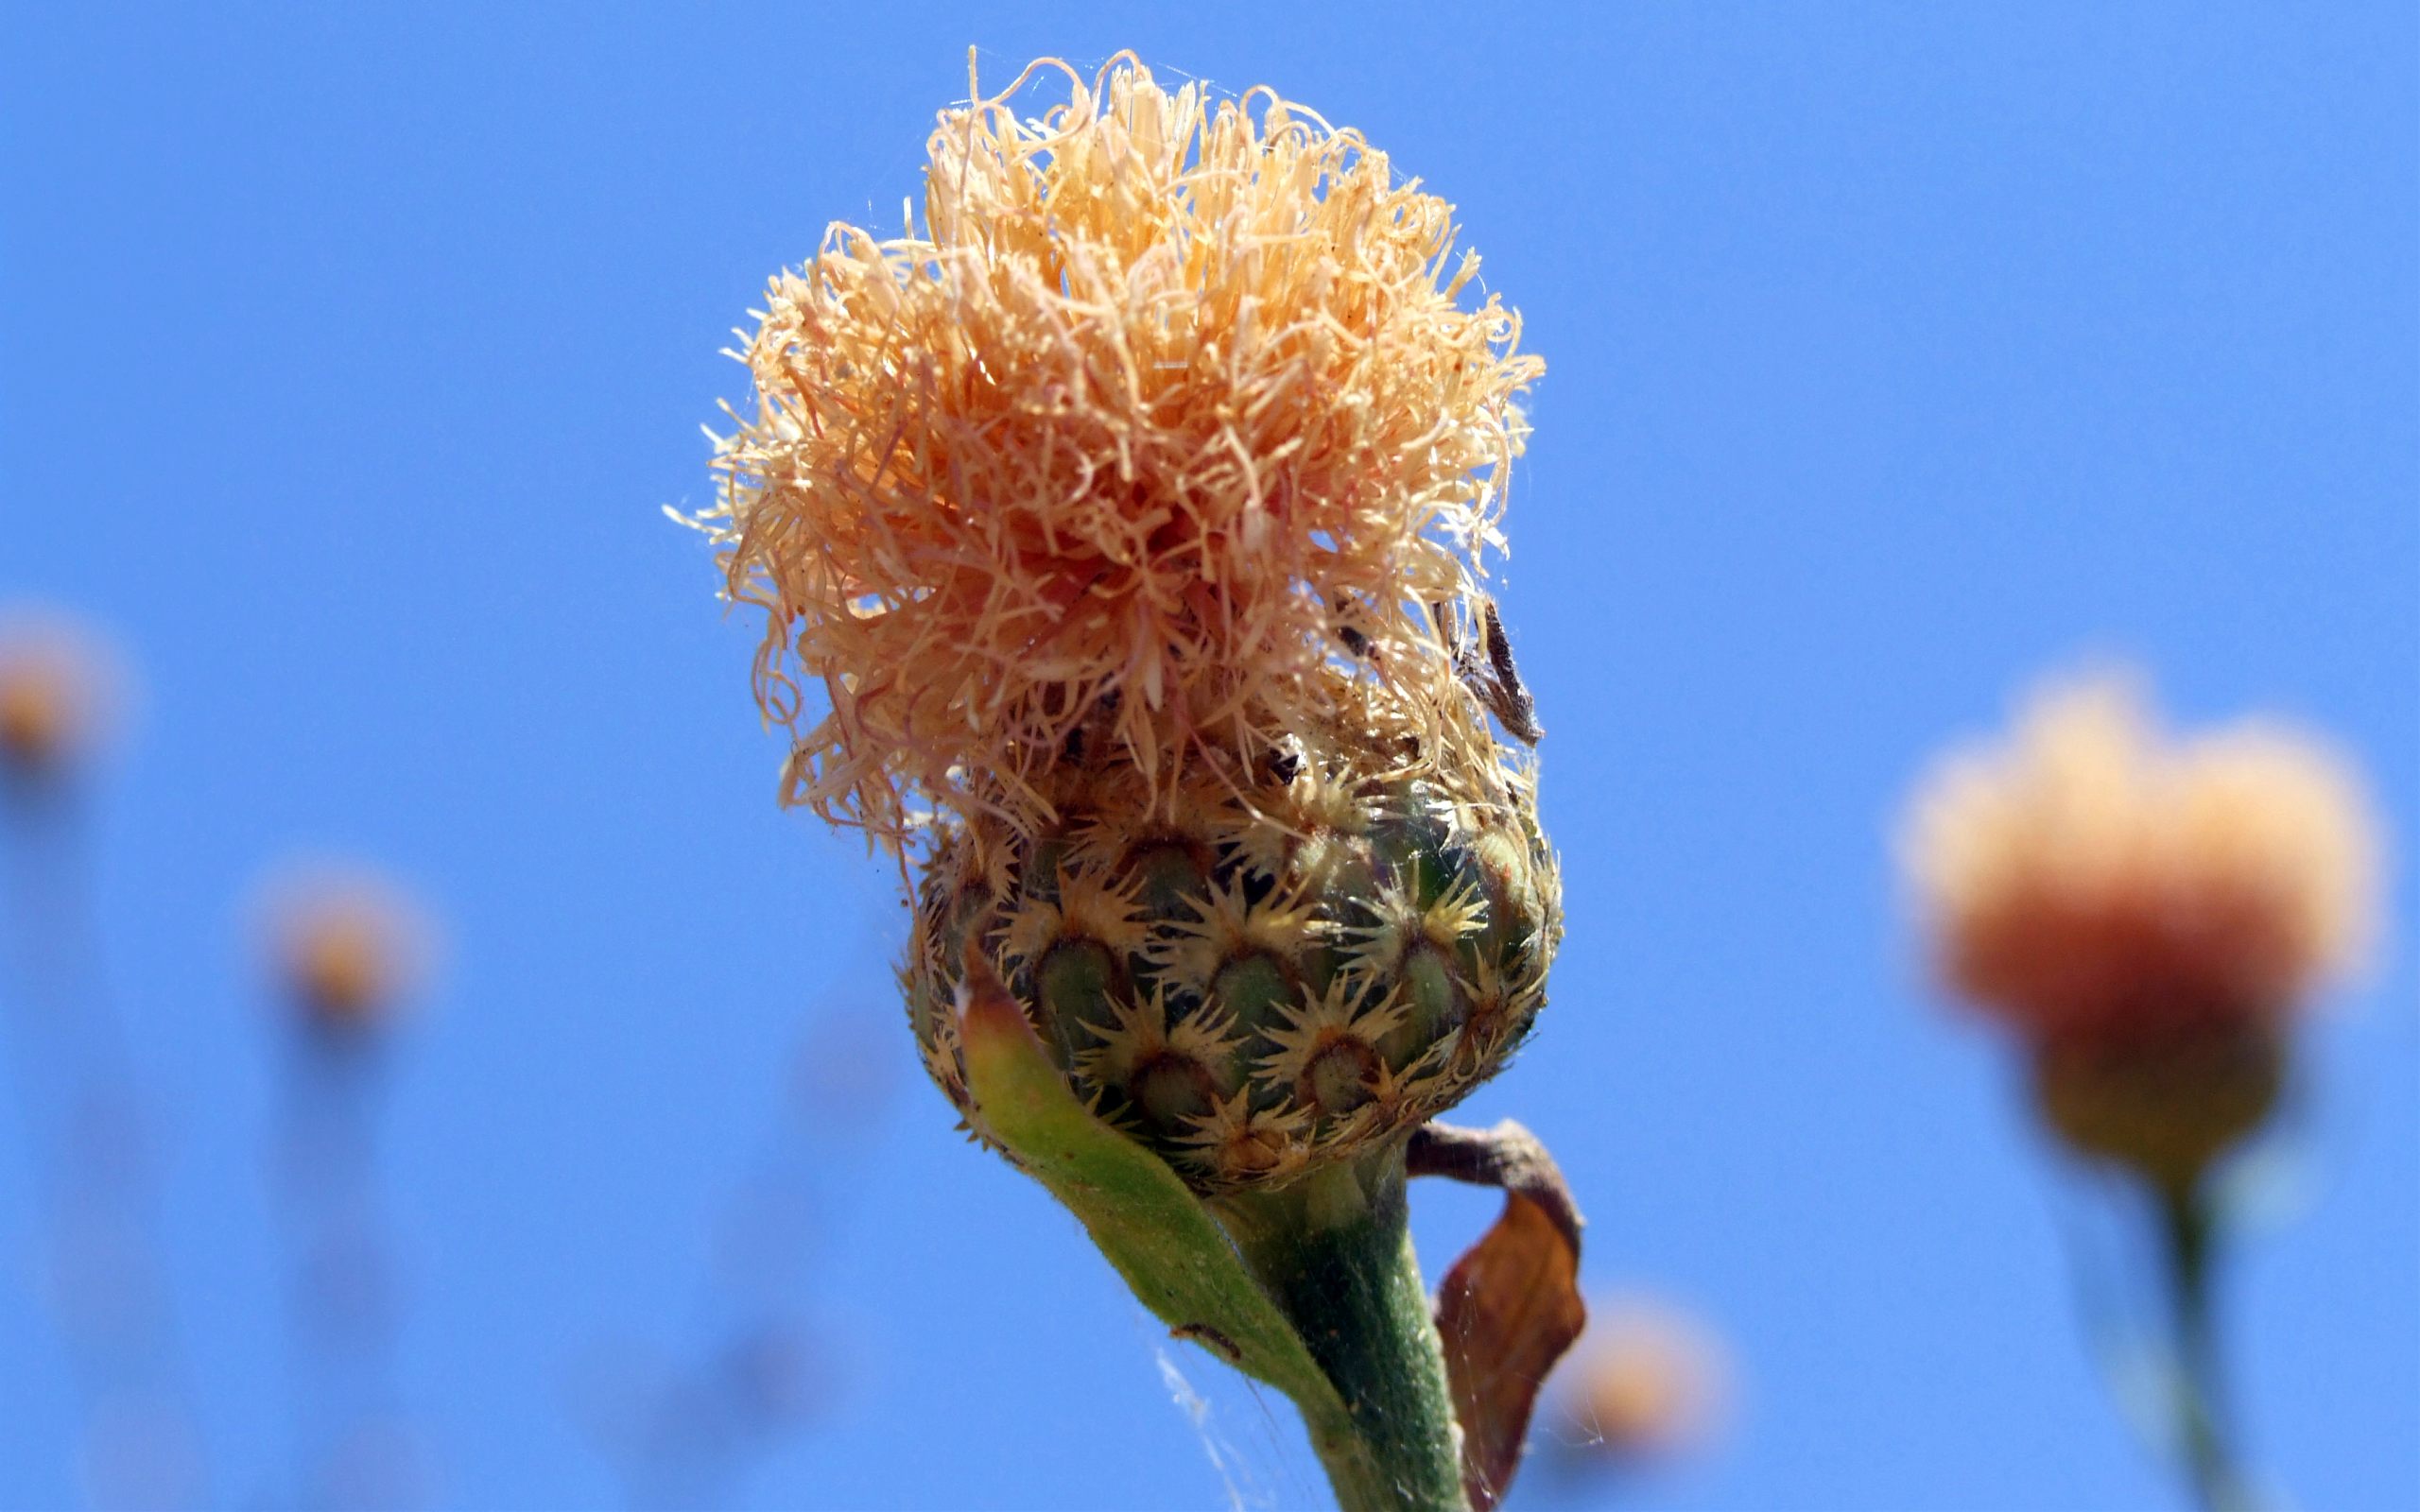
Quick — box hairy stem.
[1215,1152,1468,1512]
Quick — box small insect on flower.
[1901,671,2382,1186]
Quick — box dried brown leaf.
[1412,1121,1587,1512]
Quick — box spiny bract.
[908,696,1559,1194]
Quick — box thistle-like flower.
[693,55,1560,1193]
[1902,670,2383,1512]
[692,55,1572,1512]
[1904,673,2377,1186]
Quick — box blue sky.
[3,4,2412,1508]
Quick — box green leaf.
[955,954,1353,1427]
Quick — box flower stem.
[1215,1152,1469,1512]
[2156,1177,2253,1512]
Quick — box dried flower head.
[262,867,437,1036]
[693,54,1542,844]
[1903,673,2379,1055]
[0,609,122,786]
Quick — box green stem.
[2156,1178,2252,1512]
[1214,1151,1468,1512]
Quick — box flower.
[1904,674,2376,1054]
[1556,1295,1728,1464]
[1902,671,2382,1183]
[261,865,437,1036]
[692,54,1541,845]
[0,608,122,787]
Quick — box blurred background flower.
[253,860,440,1508]
[260,865,439,1040]
[1902,672,2386,1510]
[0,609,125,794]
[1550,1292,1730,1470]
[1905,672,2381,1187]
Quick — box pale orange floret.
[693,54,1542,846]
[1903,674,2379,1054]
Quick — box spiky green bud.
[908,702,1559,1195]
